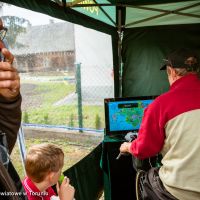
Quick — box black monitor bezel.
[104,96,157,136]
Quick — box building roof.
[12,22,75,55]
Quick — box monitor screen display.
[104,96,156,135]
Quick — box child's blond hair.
[25,143,64,183]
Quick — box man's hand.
[0,48,20,99]
[120,142,132,154]
[57,176,75,200]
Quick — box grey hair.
[174,67,200,78]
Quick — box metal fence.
[20,62,114,132]
[7,22,113,134]
[12,22,114,133]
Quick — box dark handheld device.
[116,131,162,170]
[116,132,137,160]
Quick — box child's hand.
[56,176,75,200]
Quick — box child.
[22,143,75,200]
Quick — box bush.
[95,114,101,130]
[44,114,49,124]
[68,113,74,127]
[23,111,29,123]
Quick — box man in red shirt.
[120,48,200,200]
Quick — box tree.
[1,15,31,48]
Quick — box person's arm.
[0,48,21,153]
[120,98,165,159]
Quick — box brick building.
[11,22,75,73]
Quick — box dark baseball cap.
[160,48,200,70]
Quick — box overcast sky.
[2,4,64,25]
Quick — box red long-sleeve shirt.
[130,73,200,199]
[23,177,56,200]
[130,73,200,159]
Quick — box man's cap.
[160,48,200,70]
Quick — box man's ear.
[167,67,177,79]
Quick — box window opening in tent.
[2,3,113,190]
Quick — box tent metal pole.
[117,8,123,97]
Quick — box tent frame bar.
[93,0,116,26]
[66,3,114,7]
[122,2,200,13]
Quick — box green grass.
[23,105,105,128]
[22,81,105,129]
[34,81,75,105]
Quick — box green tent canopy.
[4,0,200,28]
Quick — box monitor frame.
[104,96,157,136]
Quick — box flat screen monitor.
[104,96,156,136]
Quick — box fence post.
[76,63,83,132]
[17,126,26,175]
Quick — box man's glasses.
[0,27,7,41]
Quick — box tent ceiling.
[2,0,200,30]
[49,0,200,28]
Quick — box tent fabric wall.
[122,24,200,97]
[63,144,103,200]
